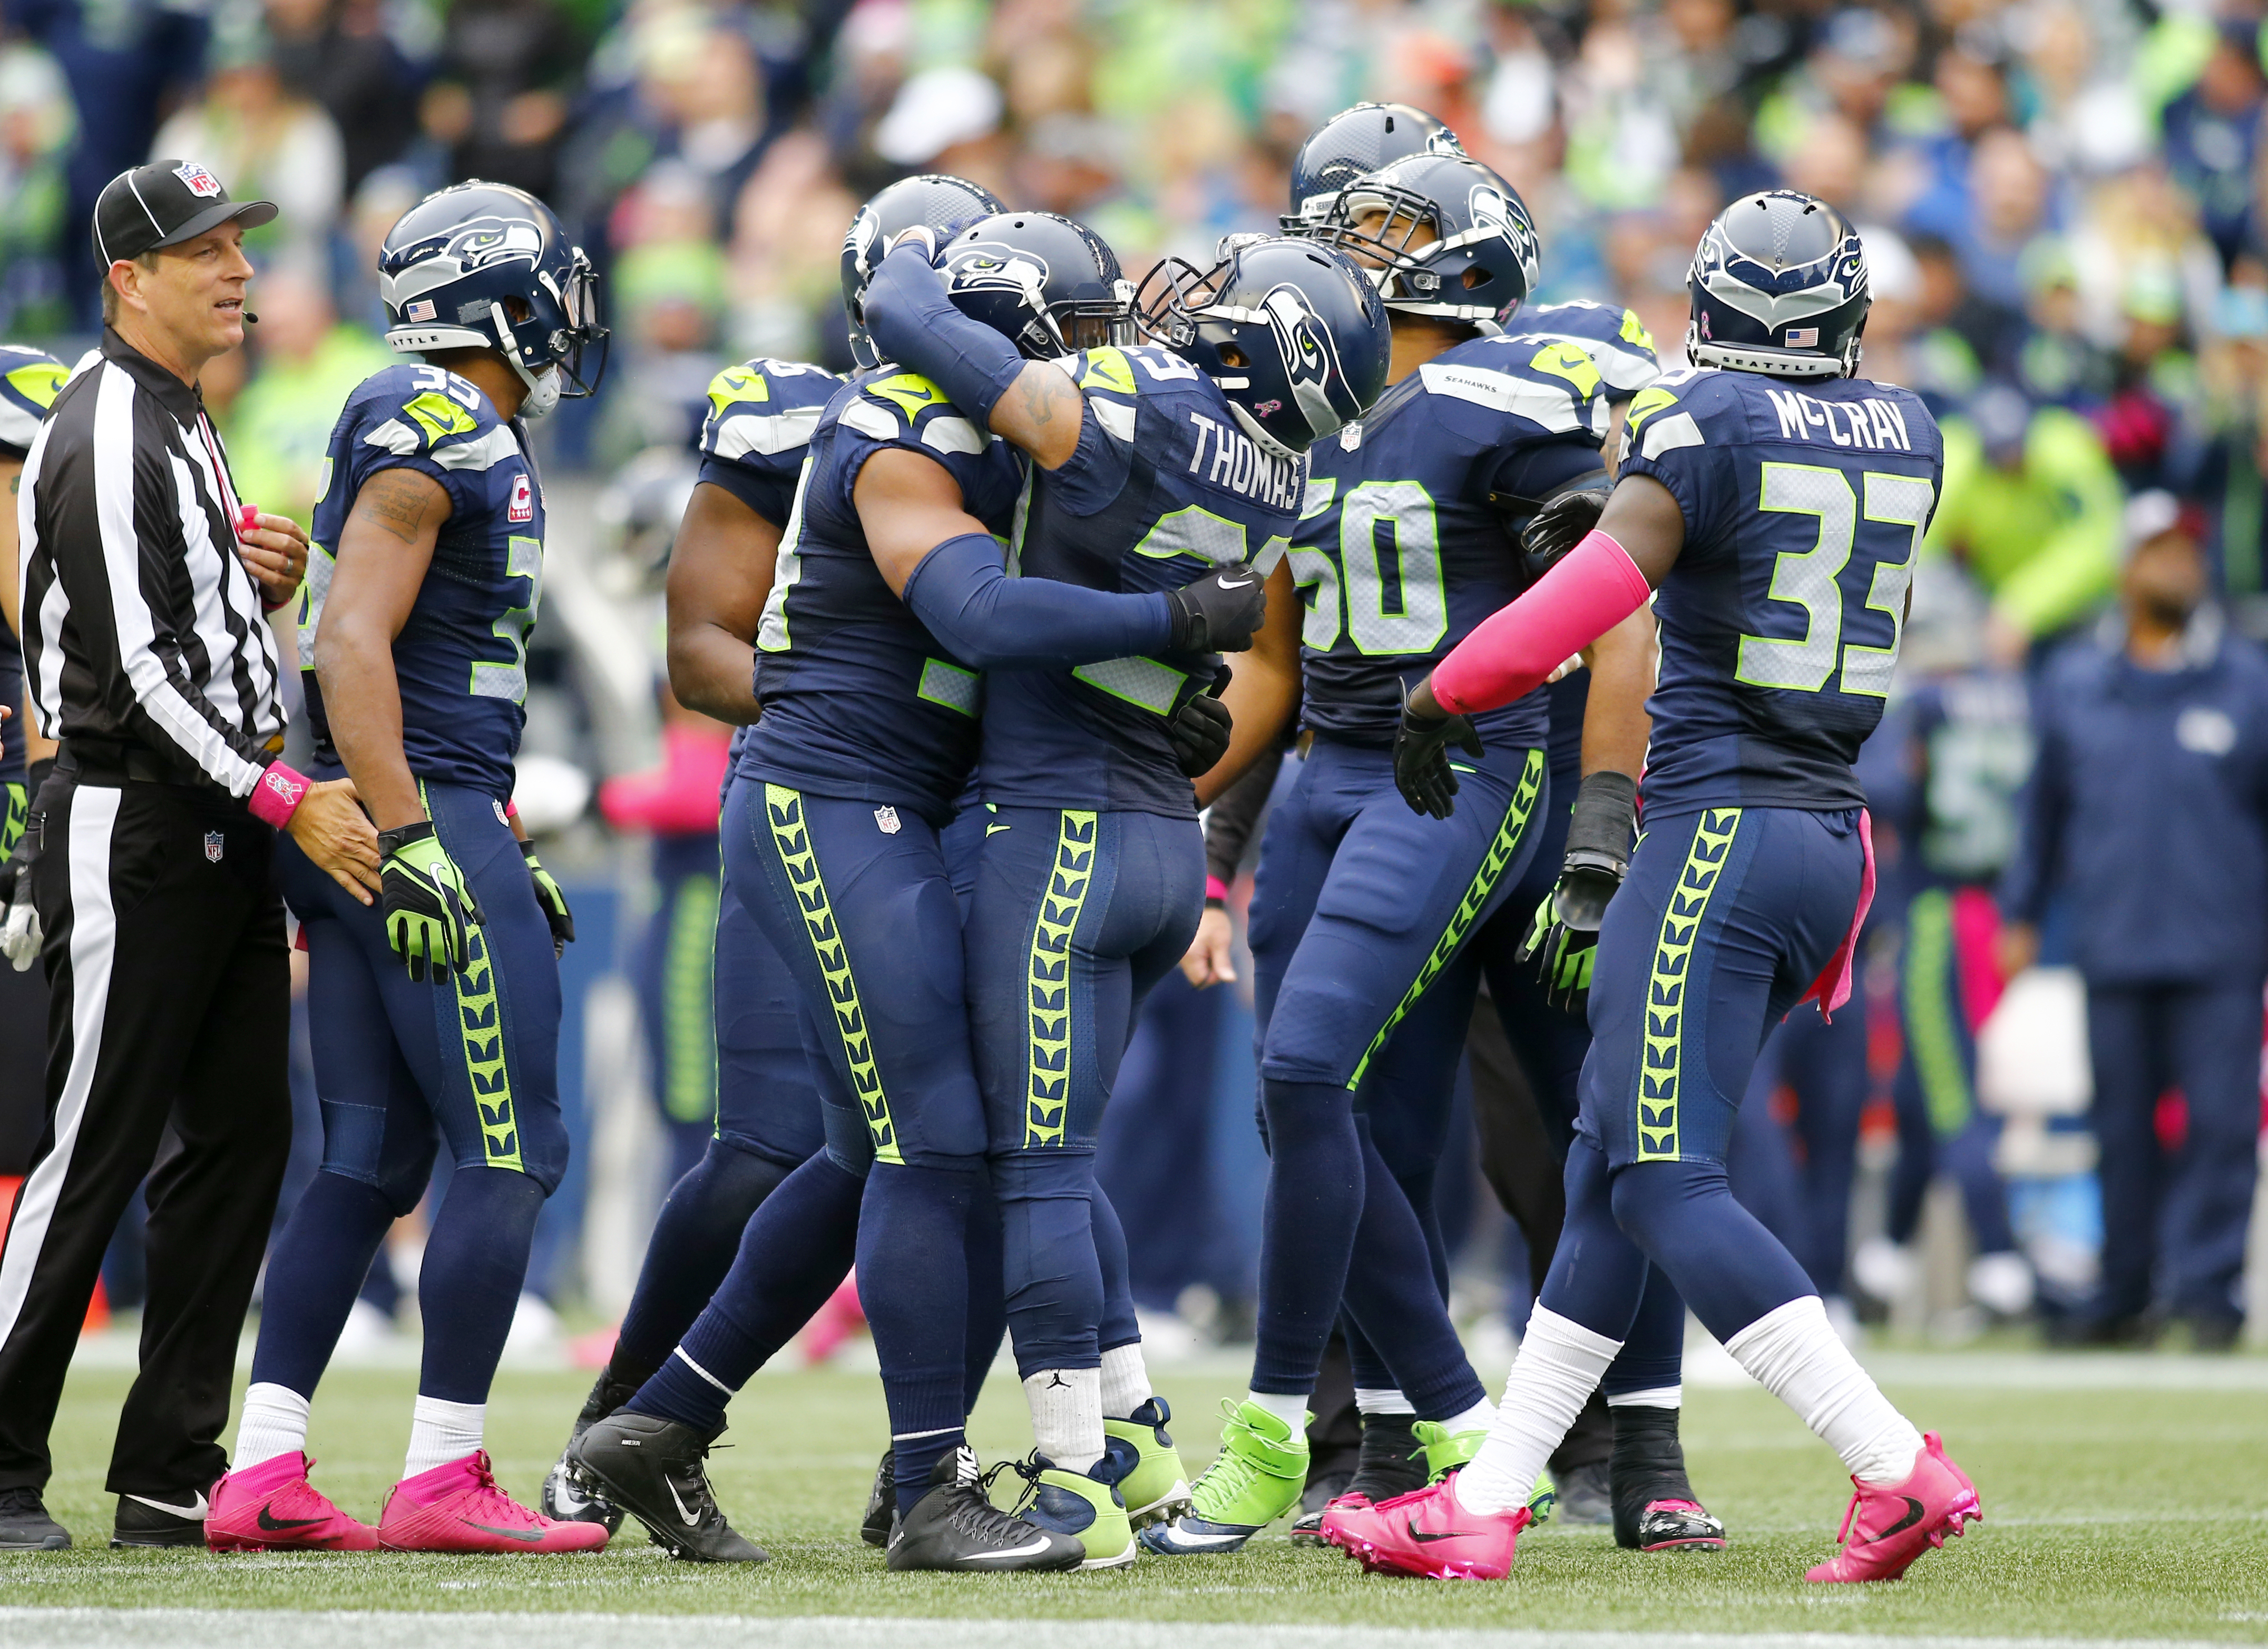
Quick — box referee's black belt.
[56,739,198,787]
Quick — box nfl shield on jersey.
[980,342,1302,817]
[301,362,548,799]
[1615,367,1945,814]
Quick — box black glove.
[1165,566,1267,653]
[522,840,575,958]
[1517,769,1637,1013]
[0,810,36,974]
[378,820,484,984]
[1168,684,1234,778]
[1392,679,1484,819]
[1520,485,1608,580]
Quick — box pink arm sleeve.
[1430,529,1654,716]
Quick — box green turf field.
[4,1350,2266,1646]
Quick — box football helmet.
[1298,153,1541,329]
[1686,191,1870,378]
[378,182,606,418]
[842,173,1005,369]
[1283,102,1466,228]
[936,210,1135,361]
[1136,237,1391,459]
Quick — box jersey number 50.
[1287,479,1448,656]
[1736,462,1934,699]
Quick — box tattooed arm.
[980,359,1086,471]
[315,467,453,831]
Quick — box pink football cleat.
[377,1450,609,1554]
[207,1452,378,1552]
[1806,1432,1981,1583]
[1321,1477,1532,1580]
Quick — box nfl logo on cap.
[204,830,225,863]
[174,161,223,200]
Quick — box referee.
[0,161,379,1552]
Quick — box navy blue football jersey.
[1292,332,1611,752]
[1507,300,1663,405]
[981,345,1300,817]
[1616,367,1944,814]
[301,363,547,800]
[0,346,66,795]
[738,370,1025,823]
[698,356,843,526]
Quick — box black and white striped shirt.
[17,329,285,802]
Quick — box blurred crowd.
[7,0,2265,1350]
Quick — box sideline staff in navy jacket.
[2000,492,2268,1348]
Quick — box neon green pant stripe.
[1348,748,1546,1091]
[662,871,721,1127]
[1636,807,1742,1163]
[1024,810,1098,1146]
[1902,887,1973,1138]
[762,784,902,1164]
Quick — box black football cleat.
[861,1447,896,1546]
[111,1488,211,1548]
[1554,1458,1612,1525]
[1293,1411,1423,1545]
[886,1447,1084,1573]
[1610,1406,1725,1551]
[569,1410,767,1563]
[0,1487,70,1550]
[541,1368,642,1536]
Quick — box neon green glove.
[377,820,483,983]
[522,840,574,958]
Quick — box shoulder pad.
[0,347,64,450]
[1507,301,1660,395]
[1619,368,1732,464]
[355,366,521,472]
[1415,335,1602,435]
[704,358,840,463]
[837,371,989,457]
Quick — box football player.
[1329,192,1980,1584]
[207,183,609,1553]
[859,219,1388,1565]
[1143,150,1657,1556]
[0,348,70,960]
[539,172,1006,1538]
[570,212,1269,1570]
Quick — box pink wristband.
[503,798,520,820]
[248,760,310,829]
[1431,529,1653,715]
[1205,874,1230,902]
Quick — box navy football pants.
[965,806,1201,1375]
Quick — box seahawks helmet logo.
[844,206,882,281]
[1259,282,1346,435]
[943,242,1049,301]
[1469,184,1542,288]
[436,216,542,271]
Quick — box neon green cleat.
[993,1453,1137,1571]
[1137,1400,1308,1554]
[1411,1421,1555,1525]
[1102,1398,1192,1528]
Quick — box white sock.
[1440,1399,1496,1435]
[234,1382,310,1470]
[1099,1343,1152,1419]
[1354,1386,1413,1417]
[1722,1295,1921,1485]
[1455,1306,1621,1516]
[1024,1368,1104,1473]
[1245,1389,1309,1431]
[1607,1385,1683,1410]
[404,1395,485,1478]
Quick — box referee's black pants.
[0,767,290,1497]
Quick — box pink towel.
[1801,810,1875,1022]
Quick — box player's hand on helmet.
[0,811,39,974]
[1165,565,1266,653]
[884,226,941,262]
[1169,674,1235,778]
[1519,486,1607,576]
[378,820,484,984]
[522,840,575,958]
[1517,771,1637,1014]
[1393,678,1483,820]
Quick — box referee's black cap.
[92,160,277,273]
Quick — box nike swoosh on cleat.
[667,1479,702,1526]
[1876,1496,1929,1539]
[963,1534,1058,1562]
[256,1507,327,1532]
[465,1523,546,1542]
[126,1493,208,1520]
[1409,1523,1482,1543]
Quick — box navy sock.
[1539,1137,1651,1341]
[1601,1264,1688,1398]
[996,1154,1104,1378]
[1343,1320,1394,1393]
[625,1151,863,1431]
[1250,1078,1362,1395]
[1091,1181,1140,1354]
[1341,1128,1487,1420]
[614,1136,796,1380]
[250,1171,397,1396]
[963,1176,1005,1415]
[859,1160,981,1503]
[1609,1158,1814,1343]
[416,1167,546,1404]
